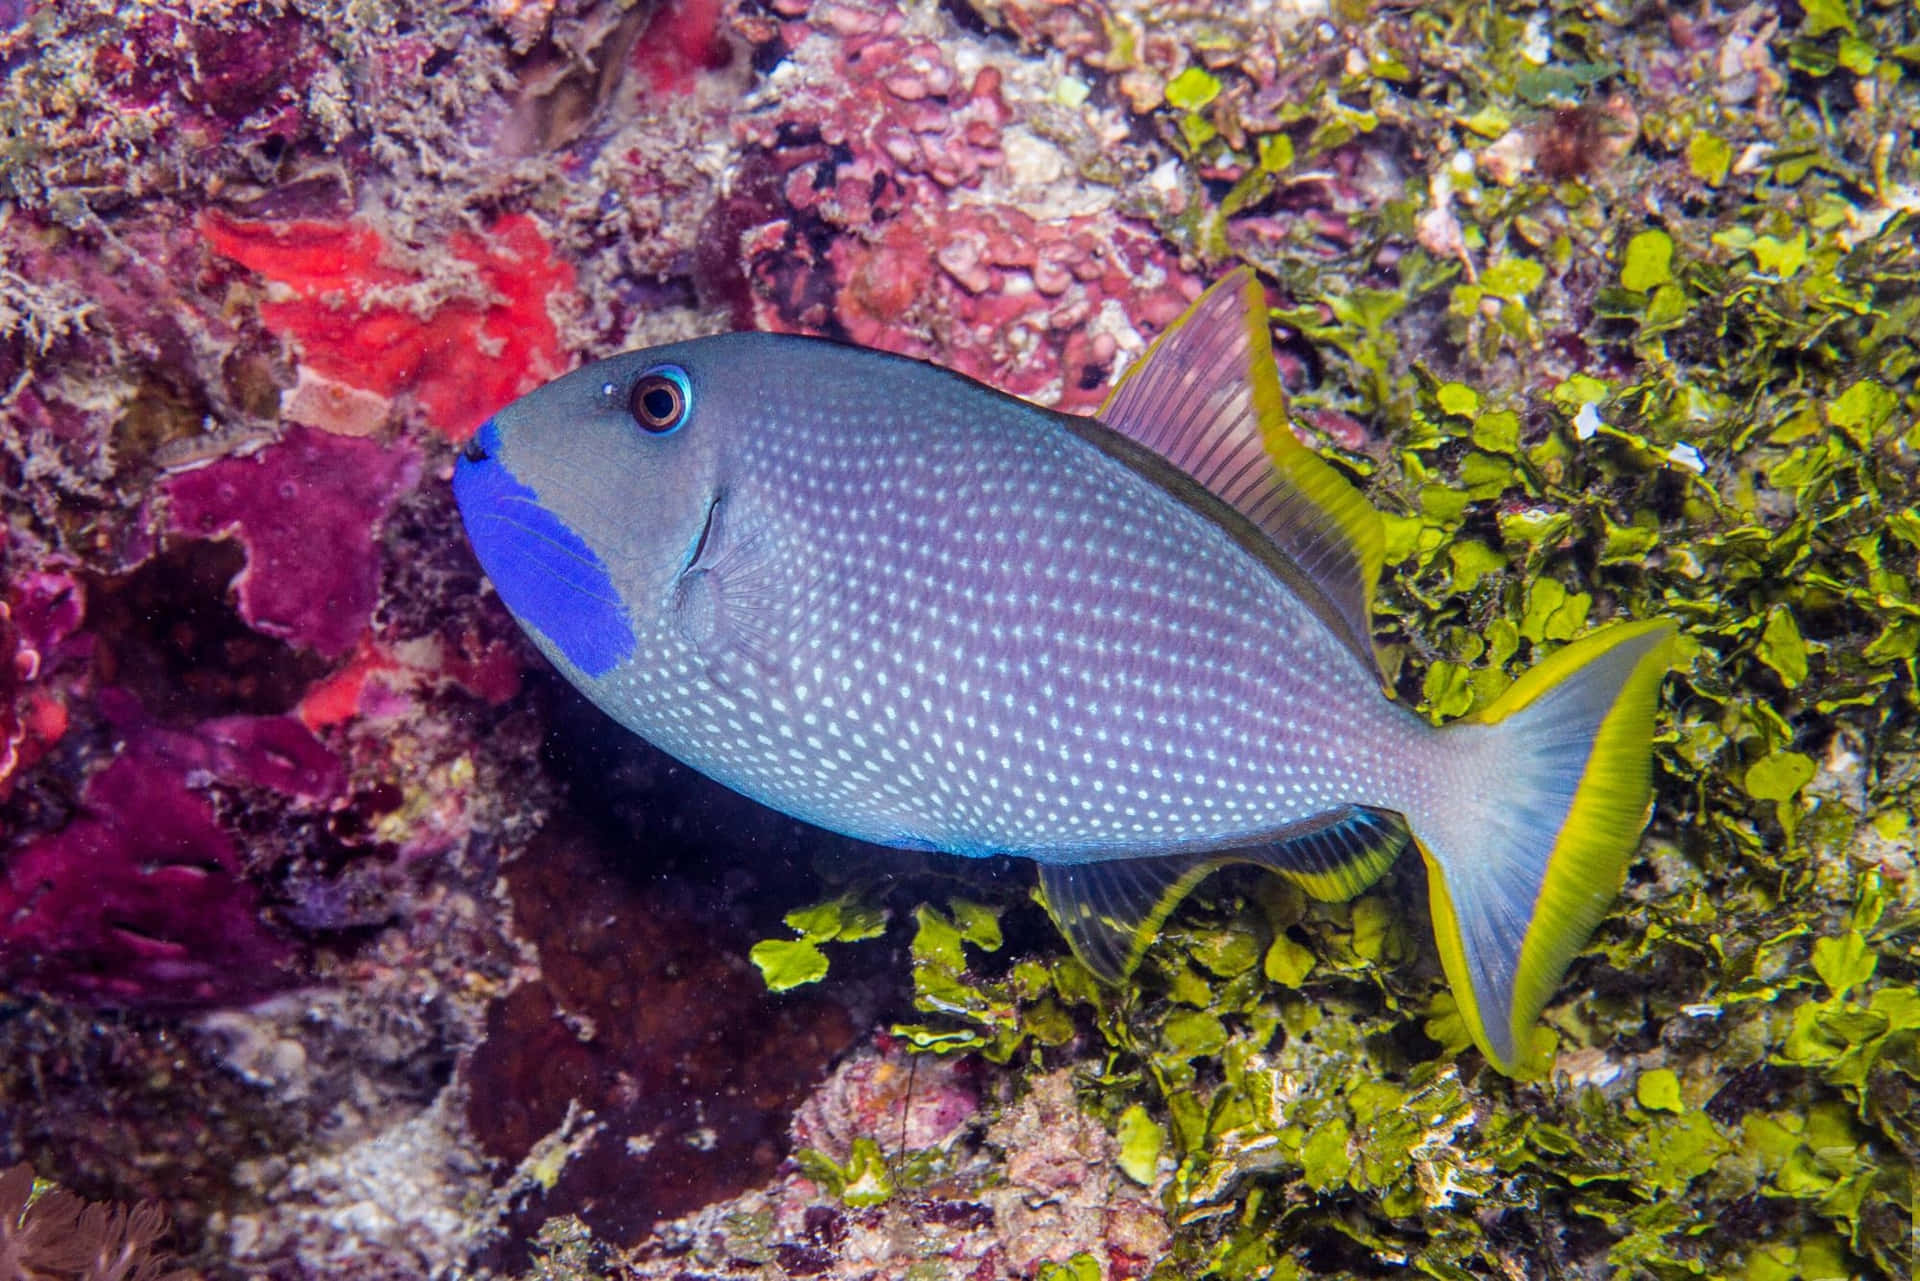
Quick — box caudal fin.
[1414,620,1675,1074]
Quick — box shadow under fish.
[453,269,1674,1075]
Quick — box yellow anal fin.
[1264,805,1410,903]
[1037,806,1410,983]
[1037,855,1220,983]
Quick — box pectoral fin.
[668,493,809,685]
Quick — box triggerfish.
[452,269,1673,1073]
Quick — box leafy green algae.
[743,0,1920,1277]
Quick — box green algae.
[1035,1254,1105,1281]
[1115,1102,1167,1186]
[794,1136,898,1209]
[749,892,888,991]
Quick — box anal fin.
[1265,805,1409,903]
[1038,855,1221,983]
[1037,806,1411,982]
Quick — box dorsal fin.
[1095,268,1385,676]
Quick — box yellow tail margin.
[1416,620,1676,1074]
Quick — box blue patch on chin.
[452,421,636,678]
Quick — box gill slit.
[682,488,724,577]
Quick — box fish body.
[454,272,1673,1073]
[466,332,1423,855]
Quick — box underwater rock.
[635,0,733,97]
[788,1040,981,1161]
[0,6,335,221]
[715,0,1201,408]
[466,818,858,1258]
[0,678,345,1010]
[0,566,84,801]
[601,1060,1170,1279]
[218,1092,488,1281]
[87,8,323,175]
[81,540,331,727]
[0,744,297,1007]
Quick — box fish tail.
[1412,619,1675,1074]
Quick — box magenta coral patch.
[138,708,346,803]
[632,0,731,96]
[0,752,294,1008]
[0,702,341,1007]
[160,425,420,659]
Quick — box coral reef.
[715,0,1203,406]
[0,567,83,802]
[536,1047,1169,1280]
[158,426,420,657]
[464,818,858,1259]
[0,735,300,1007]
[1,0,1915,1277]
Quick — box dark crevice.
[85,540,328,725]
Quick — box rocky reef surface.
[1,1,1915,1278]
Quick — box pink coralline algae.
[718,0,1201,409]
[200,213,575,442]
[619,1060,1173,1279]
[295,629,522,732]
[78,8,325,200]
[178,710,347,802]
[788,1039,981,1160]
[634,0,733,96]
[0,707,342,1008]
[158,425,420,660]
[0,567,85,801]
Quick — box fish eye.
[629,366,691,434]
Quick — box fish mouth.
[459,418,500,465]
[450,427,636,677]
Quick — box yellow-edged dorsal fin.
[1096,268,1385,676]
